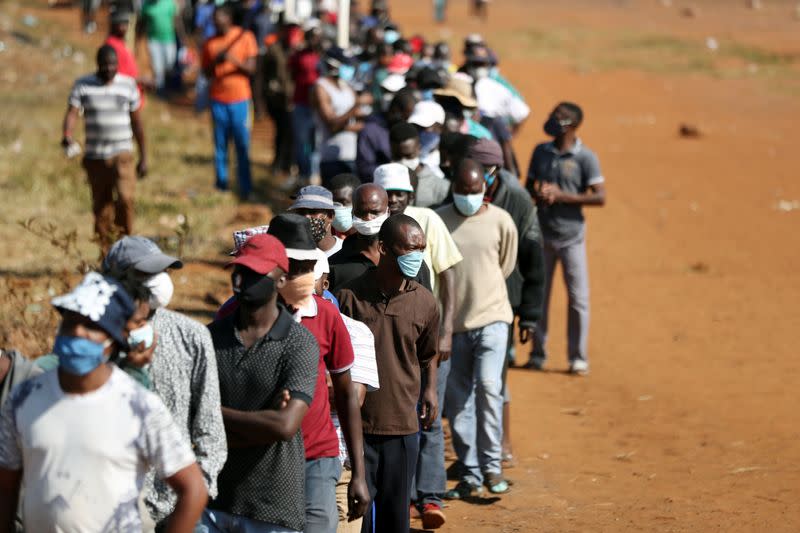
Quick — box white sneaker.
[569,359,589,376]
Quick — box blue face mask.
[453,192,484,216]
[420,89,434,101]
[332,205,353,232]
[419,131,440,157]
[54,335,109,376]
[384,30,400,44]
[484,171,496,187]
[396,250,425,278]
[338,64,355,83]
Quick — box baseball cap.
[408,100,446,128]
[289,185,335,211]
[313,249,329,281]
[268,213,320,260]
[387,53,413,74]
[110,8,132,23]
[228,234,289,275]
[52,272,135,347]
[103,236,182,275]
[380,73,407,93]
[373,163,413,192]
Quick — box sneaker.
[568,359,589,376]
[444,480,484,500]
[421,503,446,529]
[523,356,546,370]
[483,472,510,494]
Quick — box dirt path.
[390,1,800,531]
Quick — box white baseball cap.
[380,73,407,94]
[373,163,414,192]
[408,100,446,128]
[313,248,329,281]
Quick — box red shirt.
[105,36,144,105]
[299,295,355,460]
[289,48,320,106]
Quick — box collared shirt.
[144,308,228,524]
[356,114,391,181]
[329,234,433,293]
[208,307,318,532]
[336,270,440,435]
[68,73,141,159]
[526,139,604,244]
[293,295,355,460]
[404,206,463,295]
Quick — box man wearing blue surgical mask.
[336,214,440,533]
[436,158,518,500]
[312,46,372,187]
[0,273,207,533]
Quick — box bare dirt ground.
[2,0,799,531]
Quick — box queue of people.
[10,1,607,532]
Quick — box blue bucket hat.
[51,272,135,347]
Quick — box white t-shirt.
[325,236,344,258]
[0,367,196,533]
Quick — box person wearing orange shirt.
[202,4,257,200]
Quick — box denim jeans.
[446,321,509,485]
[211,99,252,198]
[305,457,342,533]
[200,509,298,532]
[291,104,314,179]
[412,356,450,506]
[147,39,177,92]
[532,235,590,365]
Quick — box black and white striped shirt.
[68,73,141,159]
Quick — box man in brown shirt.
[336,214,440,533]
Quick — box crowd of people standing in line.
[2,1,607,532]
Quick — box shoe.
[444,480,484,500]
[523,356,546,370]
[569,359,589,376]
[409,503,421,519]
[483,472,510,494]
[421,503,446,529]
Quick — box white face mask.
[351,211,389,236]
[473,66,490,79]
[144,272,174,309]
[399,157,420,171]
[127,322,155,350]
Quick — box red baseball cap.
[387,53,413,74]
[228,234,289,274]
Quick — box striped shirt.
[68,73,141,159]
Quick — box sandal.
[484,472,510,494]
[444,480,484,500]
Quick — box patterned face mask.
[308,217,327,243]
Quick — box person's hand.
[419,386,438,430]
[519,323,536,345]
[136,157,148,179]
[60,137,71,149]
[347,473,370,521]
[137,76,156,91]
[214,51,228,65]
[271,389,291,410]
[126,331,158,368]
[437,333,452,363]
[356,92,373,106]
[540,182,563,205]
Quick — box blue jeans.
[200,509,298,532]
[305,457,342,533]
[291,104,314,179]
[211,99,252,198]
[412,356,450,506]
[147,39,177,93]
[447,321,509,485]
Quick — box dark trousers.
[361,433,418,533]
[83,152,136,253]
[266,97,293,173]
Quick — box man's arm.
[222,399,309,448]
[312,83,357,134]
[62,105,80,146]
[437,267,456,362]
[515,204,546,342]
[130,108,148,177]
[355,127,379,181]
[162,463,208,533]
[416,302,440,428]
[420,356,438,430]
[331,371,369,520]
[226,55,257,76]
[0,468,21,533]
[188,328,227,497]
[542,181,605,206]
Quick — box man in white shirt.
[0,272,207,533]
